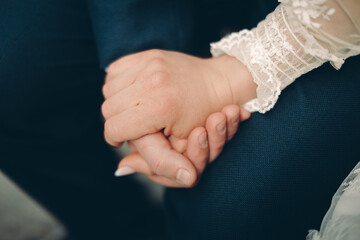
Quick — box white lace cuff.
[211,0,360,113]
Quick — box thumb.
[114,153,152,177]
[133,133,198,187]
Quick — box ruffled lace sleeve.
[211,0,360,113]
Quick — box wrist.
[210,54,257,107]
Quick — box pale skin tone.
[103,49,256,187]
[121,106,251,187]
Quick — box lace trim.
[211,4,327,113]
[211,0,360,112]
[280,0,336,28]
[211,29,283,113]
[280,0,347,68]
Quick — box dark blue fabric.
[164,2,360,240]
[0,0,195,239]
[164,33,360,240]
[1,0,359,239]
[87,0,197,69]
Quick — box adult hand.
[102,50,256,147]
[114,106,251,187]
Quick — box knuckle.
[107,57,125,74]
[106,62,117,74]
[170,126,187,139]
[105,72,114,83]
[224,107,239,120]
[146,49,164,59]
[152,158,165,175]
[212,112,226,124]
[149,71,170,88]
[104,119,119,141]
[102,83,111,98]
[149,57,166,70]
[101,100,112,119]
[147,58,166,72]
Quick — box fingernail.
[114,167,135,177]
[231,116,239,125]
[176,169,192,186]
[216,121,226,135]
[198,132,208,148]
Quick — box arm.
[211,0,360,113]
[102,50,257,146]
[102,0,360,146]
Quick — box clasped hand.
[102,50,255,187]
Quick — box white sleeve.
[211,0,360,113]
[307,161,360,240]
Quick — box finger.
[239,107,251,122]
[116,152,153,176]
[101,85,139,120]
[147,175,194,188]
[104,56,166,99]
[106,51,149,80]
[168,135,187,154]
[104,106,162,146]
[102,71,174,120]
[223,106,251,141]
[103,65,141,99]
[104,132,124,148]
[186,127,209,176]
[116,153,193,188]
[205,112,227,162]
[127,141,137,153]
[104,53,161,99]
[106,49,167,80]
[118,153,198,188]
[133,133,198,187]
[221,105,241,141]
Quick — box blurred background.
[0,1,272,239]
[0,170,67,240]
[0,145,163,240]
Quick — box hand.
[114,106,251,187]
[102,49,256,147]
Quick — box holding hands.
[116,106,251,187]
[102,50,256,187]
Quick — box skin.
[103,49,256,186]
[102,50,257,146]
[118,106,251,187]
